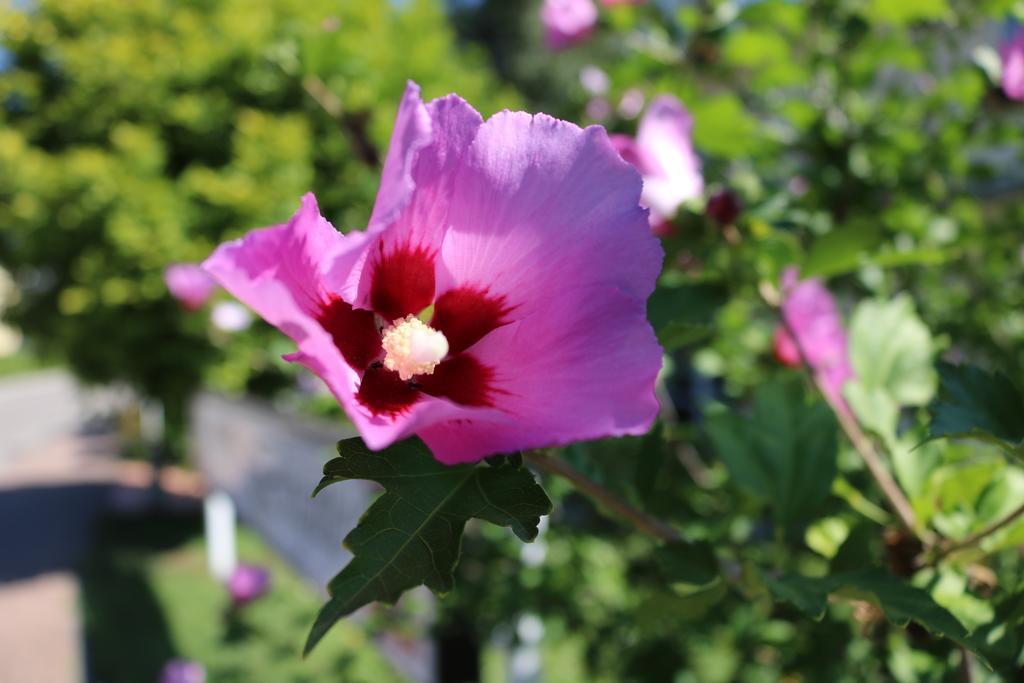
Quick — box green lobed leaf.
[926,362,1024,458]
[304,437,551,655]
[766,569,995,668]
[845,295,936,440]
[704,379,838,529]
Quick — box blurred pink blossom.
[164,263,216,311]
[788,175,810,197]
[1001,27,1024,101]
[586,97,612,121]
[541,0,598,51]
[159,659,206,683]
[610,95,703,228]
[617,88,646,119]
[211,301,252,333]
[580,65,610,95]
[227,564,271,606]
[202,83,663,465]
[773,268,854,412]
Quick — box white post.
[508,516,548,683]
[204,490,237,581]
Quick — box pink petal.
[418,286,662,464]
[609,132,669,228]
[772,326,802,368]
[417,354,500,408]
[430,286,514,355]
[636,95,703,217]
[1001,30,1024,101]
[609,133,646,172]
[367,241,437,321]
[368,82,433,232]
[541,0,598,51]
[353,90,485,318]
[319,296,381,371]
[203,194,364,321]
[203,195,411,442]
[778,268,854,411]
[164,263,216,311]
[436,111,662,324]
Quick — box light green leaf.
[845,295,936,438]
[705,379,838,528]
[305,438,551,655]
[801,223,883,278]
[689,94,765,157]
[862,0,950,25]
[638,577,729,625]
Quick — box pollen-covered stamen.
[381,315,450,381]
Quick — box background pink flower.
[774,268,854,412]
[1001,27,1024,101]
[541,0,598,51]
[164,263,217,311]
[203,83,663,465]
[610,95,703,228]
[159,659,206,683]
[227,564,271,606]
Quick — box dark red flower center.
[315,242,513,417]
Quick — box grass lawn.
[79,510,406,683]
[0,350,58,377]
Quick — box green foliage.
[765,570,983,661]
[927,362,1024,457]
[0,0,517,430]
[7,0,1024,679]
[845,295,937,442]
[705,379,838,530]
[647,282,728,351]
[655,541,721,588]
[80,514,402,683]
[305,437,551,654]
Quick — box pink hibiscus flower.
[164,263,217,311]
[1001,27,1024,101]
[773,268,854,412]
[203,83,663,464]
[541,0,598,51]
[610,95,703,230]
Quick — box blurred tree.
[0,0,519,456]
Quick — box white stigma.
[381,315,449,381]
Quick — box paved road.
[0,371,129,683]
[0,369,124,466]
[0,436,113,683]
